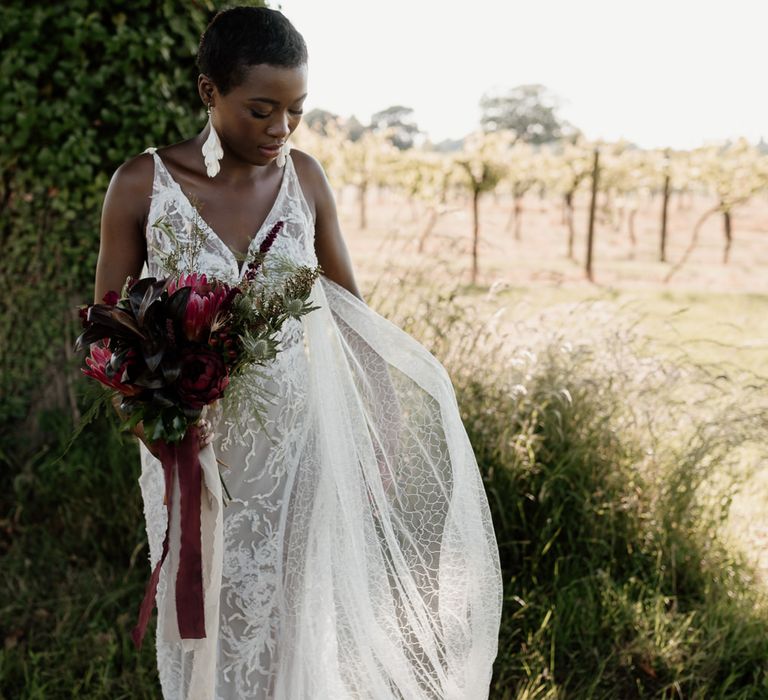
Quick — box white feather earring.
[276,140,291,168]
[202,102,223,178]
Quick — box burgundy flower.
[244,220,284,282]
[258,220,283,256]
[167,272,231,343]
[176,346,230,409]
[102,290,119,306]
[82,343,142,397]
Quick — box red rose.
[176,346,230,409]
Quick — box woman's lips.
[258,144,281,157]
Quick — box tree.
[370,105,420,150]
[320,123,397,229]
[498,142,539,240]
[665,139,768,281]
[452,131,510,285]
[546,137,594,259]
[479,83,576,144]
[303,108,339,135]
[344,115,367,142]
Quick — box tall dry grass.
[369,257,768,698]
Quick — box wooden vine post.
[585,147,600,282]
[660,149,671,263]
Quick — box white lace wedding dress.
[136,146,502,699]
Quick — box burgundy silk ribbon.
[131,423,205,648]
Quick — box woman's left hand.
[198,418,213,449]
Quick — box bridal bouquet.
[73,218,322,651]
[75,219,320,446]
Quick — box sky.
[277,0,768,150]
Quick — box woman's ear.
[197,74,215,107]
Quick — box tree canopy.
[369,104,420,150]
[479,83,578,144]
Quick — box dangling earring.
[202,102,223,178]
[276,139,291,168]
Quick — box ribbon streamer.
[132,424,224,700]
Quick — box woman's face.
[200,63,308,167]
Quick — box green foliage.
[0,0,265,455]
[0,4,266,694]
[0,413,159,698]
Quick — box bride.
[93,6,502,699]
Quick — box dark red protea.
[167,272,232,343]
[82,343,143,397]
[176,346,230,409]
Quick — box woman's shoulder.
[290,147,326,183]
[115,141,190,186]
[109,147,158,199]
[290,147,332,217]
[104,141,188,236]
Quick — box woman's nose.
[267,114,290,138]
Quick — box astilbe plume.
[243,221,284,283]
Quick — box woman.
[94,6,502,699]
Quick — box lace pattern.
[138,147,317,699]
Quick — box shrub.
[0,0,264,457]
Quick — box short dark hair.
[196,6,308,95]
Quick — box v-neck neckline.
[153,150,290,279]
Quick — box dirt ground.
[338,186,768,294]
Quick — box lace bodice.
[141,147,317,282]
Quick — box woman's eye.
[250,109,302,119]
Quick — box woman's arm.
[291,149,365,302]
[94,154,153,303]
[93,154,167,457]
